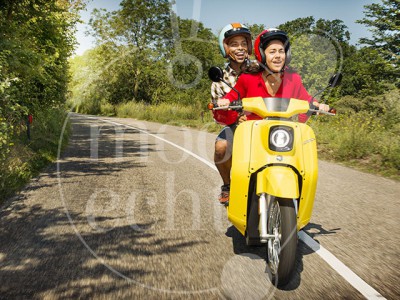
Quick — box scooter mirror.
[328,73,343,88]
[208,67,224,82]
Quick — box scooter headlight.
[269,126,294,152]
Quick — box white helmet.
[218,23,252,58]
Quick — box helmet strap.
[258,60,285,75]
[227,50,248,62]
[228,52,236,61]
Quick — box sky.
[74,0,377,56]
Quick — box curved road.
[0,113,398,299]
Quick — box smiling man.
[210,23,253,205]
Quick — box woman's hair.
[241,59,262,74]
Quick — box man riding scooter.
[210,23,254,205]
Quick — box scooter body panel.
[256,167,299,198]
[227,117,318,232]
[297,123,319,229]
[226,121,253,235]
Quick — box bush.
[100,99,116,116]
[312,109,399,178]
[0,107,69,202]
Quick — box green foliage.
[339,47,397,98]
[84,0,173,103]
[357,0,399,68]
[0,0,81,109]
[0,107,70,202]
[289,34,338,96]
[334,89,400,129]
[278,13,398,98]
[313,89,400,178]
[279,17,316,36]
[0,64,27,167]
[279,17,346,97]
[246,23,266,38]
[69,13,222,114]
[315,19,351,43]
[115,101,220,132]
[0,0,83,201]
[116,101,200,123]
[316,112,384,159]
[78,4,397,114]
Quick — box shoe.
[218,184,230,206]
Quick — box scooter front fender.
[256,166,299,198]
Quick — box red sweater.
[224,71,312,123]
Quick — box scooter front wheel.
[267,198,297,287]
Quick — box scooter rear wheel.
[267,198,297,287]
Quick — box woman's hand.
[217,98,230,109]
[313,101,330,112]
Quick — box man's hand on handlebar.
[237,113,247,124]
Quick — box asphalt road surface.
[0,113,398,299]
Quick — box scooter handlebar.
[309,107,337,116]
[208,100,243,111]
[208,100,337,116]
[309,103,336,116]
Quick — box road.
[0,113,398,299]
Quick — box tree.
[88,0,172,100]
[118,0,171,52]
[340,46,396,97]
[246,23,266,39]
[357,0,399,67]
[277,17,348,96]
[315,19,350,43]
[0,0,83,109]
[0,0,83,165]
[278,16,315,37]
[86,1,220,106]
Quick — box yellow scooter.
[208,67,342,286]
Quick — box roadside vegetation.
[75,95,400,180]
[1,0,398,202]
[312,89,400,179]
[0,0,82,202]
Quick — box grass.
[311,112,400,180]
[0,107,70,202]
[115,101,222,133]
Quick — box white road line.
[299,232,385,299]
[85,115,386,300]
[100,118,217,171]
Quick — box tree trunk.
[133,68,141,100]
[7,0,15,21]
